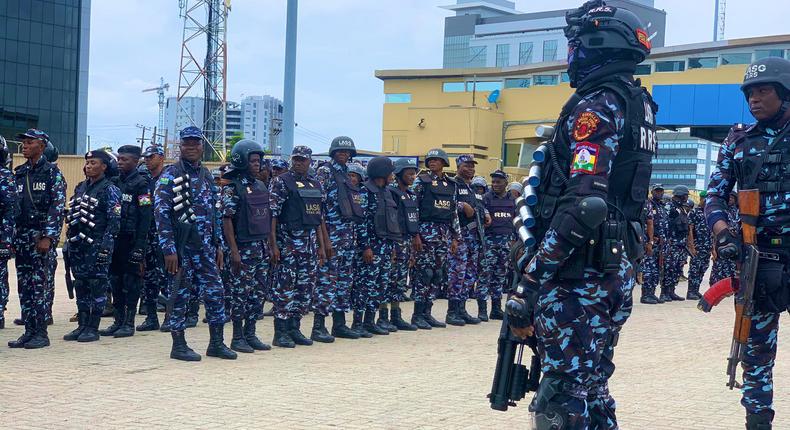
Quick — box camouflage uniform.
[388,185,418,304]
[642,196,667,300]
[140,168,167,328]
[0,166,18,325]
[447,174,486,308]
[477,190,515,303]
[687,206,712,297]
[355,182,396,312]
[659,198,690,300]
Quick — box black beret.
[85,150,114,166]
[118,145,142,157]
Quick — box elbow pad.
[553,196,608,249]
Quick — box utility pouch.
[755,259,789,313]
[595,220,624,274]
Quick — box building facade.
[1,0,91,154]
[226,101,242,140]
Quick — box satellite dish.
[488,89,501,104]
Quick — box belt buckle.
[759,251,780,261]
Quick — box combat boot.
[477,299,489,322]
[244,319,271,351]
[640,288,659,304]
[99,307,124,336]
[352,310,373,338]
[114,310,136,338]
[410,302,432,330]
[63,311,89,341]
[459,300,481,324]
[159,313,172,332]
[668,287,685,301]
[24,320,50,349]
[206,324,237,359]
[686,288,702,301]
[363,310,389,335]
[330,311,360,339]
[310,314,335,343]
[445,300,466,326]
[138,302,147,315]
[489,299,504,320]
[102,301,114,317]
[746,412,773,430]
[390,306,417,331]
[377,305,397,332]
[170,330,201,361]
[658,287,672,303]
[185,300,199,328]
[288,317,314,346]
[8,323,35,348]
[77,313,101,342]
[13,317,24,326]
[424,301,447,328]
[137,303,160,331]
[230,320,254,353]
[0,310,4,329]
[272,318,295,348]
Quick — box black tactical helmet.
[672,185,689,197]
[366,156,394,179]
[741,57,790,99]
[0,136,9,168]
[43,141,59,163]
[393,157,418,175]
[565,1,651,63]
[347,162,366,179]
[230,139,265,170]
[425,148,450,167]
[329,136,357,157]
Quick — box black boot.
[13,317,24,326]
[377,305,397,332]
[272,318,295,348]
[352,310,373,338]
[410,302,432,330]
[746,412,773,430]
[363,310,389,335]
[159,313,173,332]
[170,330,201,361]
[640,287,659,304]
[424,302,447,328]
[445,300,466,326]
[288,317,314,346]
[78,313,101,342]
[459,300,481,324]
[244,319,271,351]
[686,288,702,301]
[24,320,50,349]
[206,324,237,359]
[489,298,504,320]
[310,314,335,343]
[63,311,88,341]
[477,299,489,322]
[229,319,254,353]
[114,310,135,338]
[331,311,360,339]
[137,303,160,331]
[138,302,147,315]
[99,306,124,336]
[0,311,4,329]
[391,306,418,331]
[658,287,672,303]
[8,322,35,348]
[185,300,199,328]
[668,287,685,301]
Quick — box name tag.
[458,189,469,195]
[494,212,510,218]
[122,193,133,202]
[305,203,321,215]
[434,199,451,210]
[32,182,46,191]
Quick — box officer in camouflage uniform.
[641,184,667,304]
[98,145,153,338]
[221,140,272,353]
[507,2,657,427]
[9,129,66,348]
[687,190,711,300]
[313,136,361,342]
[658,185,693,302]
[710,193,739,285]
[271,159,288,178]
[156,126,235,361]
[269,145,328,348]
[446,154,486,326]
[411,148,460,329]
[705,57,790,430]
[62,150,122,344]
[138,145,167,331]
[0,136,18,329]
[477,170,514,321]
[42,141,62,325]
[471,176,487,196]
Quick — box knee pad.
[529,376,587,430]
[419,268,434,285]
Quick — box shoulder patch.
[113,203,122,216]
[570,142,599,175]
[138,194,152,206]
[572,112,600,141]
[159,177,170,185]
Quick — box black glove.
[96,248,111,265]
[129,248,145,264]
[506,276,540,328]
[715,228,741,260]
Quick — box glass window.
[689,57,717,69]
[385,93,412,104]
[721,53,753,65]
[755,49,786,60]
[443,82,466,93]
[519,42,533,65]
[635,64,652,75]
[496,44,510,68]
[655,61,685,72]
[543,40,558,62]
[505,78,531,89]
[468,46,487,68]
[468,81,502,92]
[534,75,559,86]
[560,72,570,83]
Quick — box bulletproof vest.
[456,179,484,228]
[365,180,402,241]
[418,173,456,224]
[331,166,364,222]
[116,170,148,234]
[667,201,690,240]
[279,171,323,231]
[485,191,516,236]
[391,185,420,236]
[15,159,55,228]
[71,177,113,241]
[233,177,271,243]
[170,160,217,248]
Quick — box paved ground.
[1,261,788,429]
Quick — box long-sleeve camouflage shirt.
[413,172,461,242]
[14,157,66,240]
[0,167,18,248]
[269,170,326,252]
[688,206,712,250]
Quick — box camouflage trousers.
[641,248,661,295]
[228,240,269,322]
[534,256,635,429]
[447,230,481,301]
[45,254,56,320]
[477,235,511,300]
[355,240,395,311]
[687,246,712,294]
[315,237,355,315]
[14,228,56,326]
[141,247,167,310]
[710,257,736,285]
[412,239,450,303]
[660,242,687,290]
[387,239,412,303]
[0,258,9,313]
[741,311,780,420]
[167,246,226,331]
[69,242,111,316]
[272,241,318,320]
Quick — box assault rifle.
[62,242,74,300]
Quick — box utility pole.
[136,124,151,149]
[282,0,298,156]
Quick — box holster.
[754,249,790,313]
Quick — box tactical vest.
[232,177,271,243]
[418,173,456,224]
[116,170,148,234]
[391,186,420,236]
[485,191,516,236]
[170,160,218,248]
[279,172,322,231]
[456,179,485,228]
[15,159,55,228]
[73,177,113,241]
[332,166,364,222]
[365,180,402,241]
[667,201,690,240]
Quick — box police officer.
[687,190,711,300]
[710,192,739,285]
[9,129,66,348]
[705,57,790,430]
[42,141,62,326]
[0,136,18,329]
[95,145,153,338]
[271,159,288,178]
[506,182,523,199]
[411,148,460,329]
[138,145,167,331]
[155,126,235,361]
[477,170,514,321]
[446,154,486,326]
[659,185,693,302]
[506,2,657,427]
[313,136,361,342]
[269,145,328,348]
[62,150,122,343]
[471,176,487,196]
[641,184,667,304]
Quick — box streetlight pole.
[282,0,298,156]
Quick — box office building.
[226,101,242,140]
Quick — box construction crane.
[141,77,170,141]
[713,0,726,41]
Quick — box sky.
[87,0,790,152]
